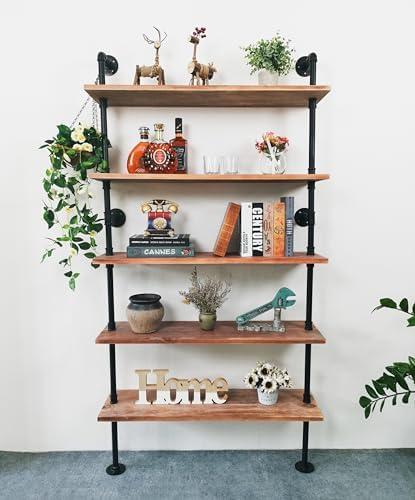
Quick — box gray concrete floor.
[1,449,414,499]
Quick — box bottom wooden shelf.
[98,389,323,422]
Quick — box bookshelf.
[90,51,329,476]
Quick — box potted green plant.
[244,361,292,405]
[242,33,294,85]
[179,267,231,330]
[41,123,109,290]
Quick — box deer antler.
[143,32,155,45]
[153,26,167,44]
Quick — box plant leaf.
[407,316,415,327]
[392,395,397,406]
[359,396,371,408]
[380,298,397,309]
[364,405,371,419]
[399,298,409,312]
[380,399,385,412]
[366,385,378,399]
[69,277,76,291]
[402,392,411,404]
[373,380,385,396]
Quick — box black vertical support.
[296,52,317,474]
[97,52,126,476]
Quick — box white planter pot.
[257,69,279,86]
[257,388,279,405]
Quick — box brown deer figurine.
[188,27,216,86]
[133,27,167,85]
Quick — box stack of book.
[127,234,195,258]
[213,197,294,257]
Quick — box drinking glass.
[203,156,221,174]
[222,155,238,174]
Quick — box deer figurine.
[188,27,216,86]
[133,27,167,85]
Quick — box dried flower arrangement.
[179,267,231,314]
[244,361,292,394]
[255,132,289,159]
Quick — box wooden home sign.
[135,369,229,405]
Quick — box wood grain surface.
[88,173,330,182]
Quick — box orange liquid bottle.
[127,127,150,173]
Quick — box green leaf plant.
[241,33,295,76]
[41,123,109,290]
[359,297,415,418]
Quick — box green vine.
[359,297,415,418]
[41,123,109,290]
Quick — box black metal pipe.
[303,344,312,403]
[301,422,309,462]
[111,422,119,465]
[109,343,117,404]
[305,264,314,330]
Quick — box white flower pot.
[257,69,279,86]
[257,388,279,405]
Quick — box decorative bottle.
[169,118,187,173]
[127,127,150,174]
[143,123,177,173]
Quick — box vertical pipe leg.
[106,422,126,475]
[295,422,314,473]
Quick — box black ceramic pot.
[126,294,164,333]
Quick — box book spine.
[263,202,273,257]
[273,202,285,257]
[127,246,195,258]
[281,196,294,257]
[252,202,263,256]
[129,239,190,247]
[240,202,252,257]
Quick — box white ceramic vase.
[257,388,279,405]
[260,151,286,174]
[257,69,279,85]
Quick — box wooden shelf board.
[93,252,328,266]
[89,173,330,183]
[84,84,330,108]
[98,389,323,422]
[96,321,325,345]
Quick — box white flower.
[71,129,86,143]
[261,376,277,394]
[244,371,259,389]
[81,142,93,153]
[70,248,77,257]
[73,143,83,152]
[89,231,96,238]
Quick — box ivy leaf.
[79,242,91,250]
[43,179,51,192]
[380,298,397,309]
[359,396,371,408]
[64,271,73,277]
[413,303,415,315]
[54,176,66,188]
[407,316,415,327]
[399,298,409,312]
[43,209,54,229]
[68,277,76,291]
[70,215,78,225]
[57,124,72,138]
[91,263,100,269]
[84,252,96,259]
[365,385,378,399]
[408,356,415,367]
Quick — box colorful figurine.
[140,199,179,237]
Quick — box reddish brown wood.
[213,203,241,257]
[92,252,328,266]
[88,173,330,183]
[96,321,325,345]
[97,389,323,422]
[84,84,331,108]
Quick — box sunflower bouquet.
[244,361,292,394]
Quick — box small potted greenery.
[244,361,292,405]
[179,267,231,330]
[242,33,295,85]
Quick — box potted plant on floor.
[179,267,231,330]
[244,361,292,405]
[242,33,294,85]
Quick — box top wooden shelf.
[84,84,331,108]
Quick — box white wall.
[1,0,414,451]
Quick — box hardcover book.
[273,202,285,257]
[280,196,294,257]
[263,202,274,257]
[213,202,241,257]
[127,245,195,258]
[129,234,190,247]
[240,202,252,257]
[252,202,264,256]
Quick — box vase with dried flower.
[244,361,292,405]
[179,267,231,330]
[255,132,289,174]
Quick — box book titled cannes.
[127,245,195,258]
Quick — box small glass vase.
[260,151,286,174]
[257,389,279,405]
[199,311,217,331]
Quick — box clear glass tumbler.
[203,156,221,174]
[222,155,238,174]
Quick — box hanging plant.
[41,123,109,290]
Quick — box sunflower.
[244,371,259,389]
[261,376,277,394]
